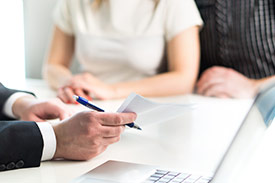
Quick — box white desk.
[1,79,275,183]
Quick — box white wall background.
[24,0,57,79]
[0,0,78,83]
[0,0,25,86]
[24,0,79,79]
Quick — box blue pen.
[73,95,142,130]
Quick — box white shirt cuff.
[37,122,57,161]
[3,92,33,119]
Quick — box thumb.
[56,107,74,120]
[59,112,71,120]
[27,114,45,122]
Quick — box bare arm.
[112,26,201,98]
[254,76,275,89]
[43,27,75,90]
[56,26,200,101]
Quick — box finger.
[36,111,64,120]
[197,66,225,88]
[63,87,76,104]
[215,93,231,98]
[100,125,125,138]
[58,110,71,120]
[50,98,73,119]
[27,114,45,122]
[101,136,121,145]
[74,88,91,100]
[48,104,69,120]
[97,112,137,126]
[97,145,108,155]
[70,82,95,101]
[197,68,215,88]
[57,88,69,103]
[203,84,228,97]
[197,77,224,95]
[88,145,108,158]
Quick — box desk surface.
[1,79,275,183]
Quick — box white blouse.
[54,0,203,83]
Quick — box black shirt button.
[15,160,24,168]
[0,164,6,171]
[6,162,15,170]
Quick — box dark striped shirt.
[195,0,275,79]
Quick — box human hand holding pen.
[53,111,137,160]
[73,95,142,130]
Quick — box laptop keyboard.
[143,169,212,183]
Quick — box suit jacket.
[195,0,275,79]
[0,83,43,171]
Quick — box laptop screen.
[211,83,275,183]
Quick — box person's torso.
[71,0,168,83]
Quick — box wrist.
[250,79,266,96]
[45,64,73,89]
[52,122,63,159]
[12,95,36,119]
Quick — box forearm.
[43,27,75,90]
[112,71,197,98]
[253,76,275,92]
[111,28,200,98]
[43,64,72,90]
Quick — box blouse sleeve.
[53,0,74,35]
[165,0,203,41]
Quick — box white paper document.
[117,93,196,127]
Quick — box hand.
[52,111,137,160]
[58,73,117,103]
[13,96,73,121]
[196,66,258,98]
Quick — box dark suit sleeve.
[0,121,43,171]
[0,83,35,120]
[0,83,43,171]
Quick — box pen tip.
[73,95,78,100]
[134,125,142,130]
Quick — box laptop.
[73,82,275,183]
